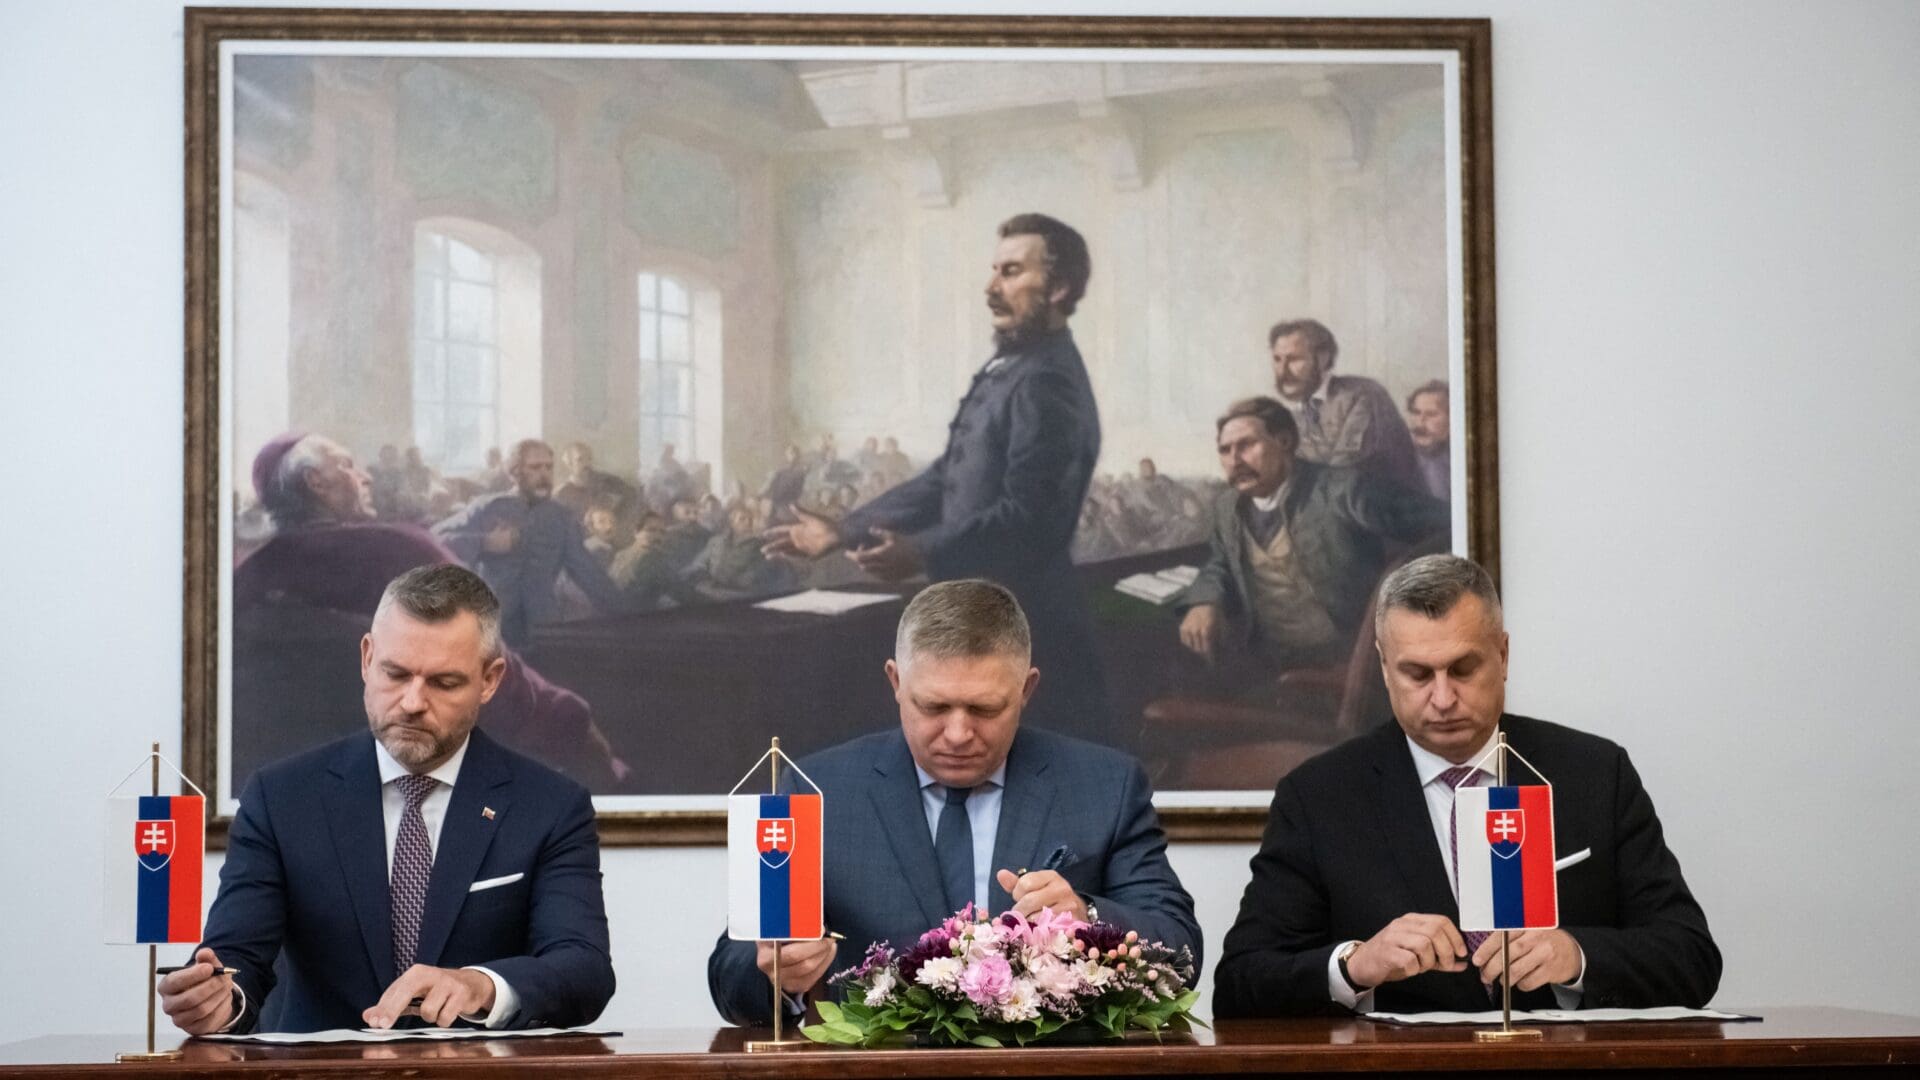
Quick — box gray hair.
[373,564,505,662]
[1374,554,1503,636]
[262,435,335,528]
[894,579,1031,669]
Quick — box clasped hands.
[755,868,1088,995]
[159,947,495,1034]
[1346,914,1582,994]
[761,508,923,581]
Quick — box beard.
[990,293,1057,350]
[370,711,468,770]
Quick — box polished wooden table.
[4,1009,1917,1077]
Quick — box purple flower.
[851,942,895,980]
[959,953,1014,1007]
[1075,923,1128,955]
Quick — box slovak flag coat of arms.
[1454,784,1558,932]
[727,793,823,941]
[104,795,206,944]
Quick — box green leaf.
[815,1000,844,1024]
[952,1003,980,1022]
[969,1034,1003,1048]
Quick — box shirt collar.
[373,733,471,790]
[914,759,1009,793]
[1250,475,1291,514]
[1404,727,1499,788]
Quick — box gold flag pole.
[1476,731,1541,1043]
[744,737,808,1053]
[119,742,184,1063]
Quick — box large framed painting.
[184,9,1497,845]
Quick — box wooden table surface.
[4,1007,1917,1077]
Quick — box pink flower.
[958,953,1014,1007]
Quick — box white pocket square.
[468,872,525,893]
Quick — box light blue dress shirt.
[913,762,1008,913]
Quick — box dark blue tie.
[934,785,974,916]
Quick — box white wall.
[3,0,1917,1044]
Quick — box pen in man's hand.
[156,965,239,976]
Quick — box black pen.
[157,965,239,976]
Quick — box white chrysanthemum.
[1000,978,1041,1022]
[864,968,898,1007]
[1076,958,1115,989]
[916,955,964,991]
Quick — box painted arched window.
[412,220,542,472]
[637,271,723,484]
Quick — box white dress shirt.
[914,761,1009,913]
[1328,731,1584,1011]
[372,737,518,1027]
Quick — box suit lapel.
[323,738,394,985]
[413,732,512,969]
[988,734,1054,915]
[867,735,946,929]
[1369,726,1460,919]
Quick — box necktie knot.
[1438,765,1478,790]
[944,784,973,808]
[397,773,438,809]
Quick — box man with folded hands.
[707,578,1200,1025]
[161,564,615,1034]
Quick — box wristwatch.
[1335,941,1365,993]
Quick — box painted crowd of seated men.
[167,566,1719,1036]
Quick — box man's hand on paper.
[1346,913,1470,988]
[364,964,495,1029]
[1473,928,1582,992]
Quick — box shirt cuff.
[462,966,518,1029]
[1550,941,1588,1009]
[215,983,249,1033]
[1326,941,1374,1013]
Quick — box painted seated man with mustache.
[1175,396,1449,676]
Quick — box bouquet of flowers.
[802,905,1202,1048]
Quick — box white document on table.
[198,1025,620,1044]
[1365,1007,1754,1025]
[753,589,900,615]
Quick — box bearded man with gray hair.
[706,578,1200,1026]
[1213,554,1720,1016]
[166,565,616,1035]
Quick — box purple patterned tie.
[1440,765,1493,959]
[390,773,438,977]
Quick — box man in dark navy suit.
[706,579,1198,1026]
[159,564,615,1034]
[765,213,1109,741]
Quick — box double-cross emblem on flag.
[1484,806,1526,859]
[756,816,795,870]
[135,819,178,871]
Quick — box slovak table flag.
[104,795,205,944]
[1454,784,1558,931]
[727,793,823,941]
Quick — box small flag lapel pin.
[481,807,496,820]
